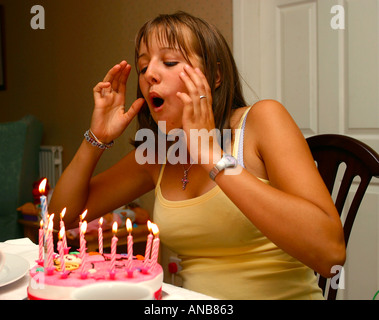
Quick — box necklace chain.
[181,162,194,190]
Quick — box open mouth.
[151,97,164,108]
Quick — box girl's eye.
[164,61,178,67]
[139,61,178,74]
[140,66,148,74]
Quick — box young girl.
[50,12,345,299]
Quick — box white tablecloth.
[0,238,215,300]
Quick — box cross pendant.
[182,170,189,190]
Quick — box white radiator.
[39,146,63,188]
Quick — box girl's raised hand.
[91,61,145,143]
[177,65,221,165]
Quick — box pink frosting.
[29,253,162,288]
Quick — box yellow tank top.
[153,107,324,299]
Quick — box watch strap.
[209,154,237,181]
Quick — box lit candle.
[150,224,160,271]
[126,218,133,270]
[143,221,153,268]
[110,221,118,278]
[79,221,88,278]
[37,220,44,264]
[98,217,103,254]
[39,179,48,263]
[38,178,48,225]
[80,209,87,222]
[45,217,54,274]
[60,208,67,250]
[79,209,87,254]
[79,209,87,230]
[58,227,66,276]
[79,221,87,260]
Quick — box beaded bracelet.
[84,129,114,150]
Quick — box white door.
[233,0,379,299]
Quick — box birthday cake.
[27,253,163,300]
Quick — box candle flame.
[99,217,103,226]
[80,209,88,221]
[112,221,118,234]
[59,227,65,240]
[40,220,43,228]
[126,218,132,233]
[147,220,152,232]
[48,219,53,232]
[152,223,159,236]
[81,221,87,234]
[49,213,55,222]
[60,207,66,219]
[38,178,47,193]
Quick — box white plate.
[0,253,29,287]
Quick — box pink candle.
[143,221,153,268]
[79,254,87,278]
[60,208,67,249]
[79,221,88,278]
[110,222,118,275]
[46,219,54,272]
[79,221,87,260]
[126,218,133,270]
[98,217,103,254]
[150,224,160,271]
[38,220,44,262]
[58,228,66,274]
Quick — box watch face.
[223,155,237,167]
[210,154,237,180]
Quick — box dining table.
[0,238,216,300]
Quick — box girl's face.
[137,31,203,133]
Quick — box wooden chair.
[306,134,379,300]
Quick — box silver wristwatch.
[209,154,237,181]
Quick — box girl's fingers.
[93,81,111,92]
[179,71,197,97]
[93,82,111,99]
[194,67,213,109]
[94,61,131,104]
[111,61,128,91]
[103,64,120,83]
[124,98,145,124]
[187,66,210,92]
[117,64,131,96]
[180,65,213,119]
[177,91,194,118]
[103,61,127,87]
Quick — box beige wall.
[0,0,233,214]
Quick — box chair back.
[306,134,379,300]
[0,115,43,241]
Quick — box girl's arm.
[178,66,345,277]
[49,146,155,229]
[213,100,346,277]
[50,61,147,228]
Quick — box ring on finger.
[200,95,207,100]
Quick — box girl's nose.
[144,63,161,85]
